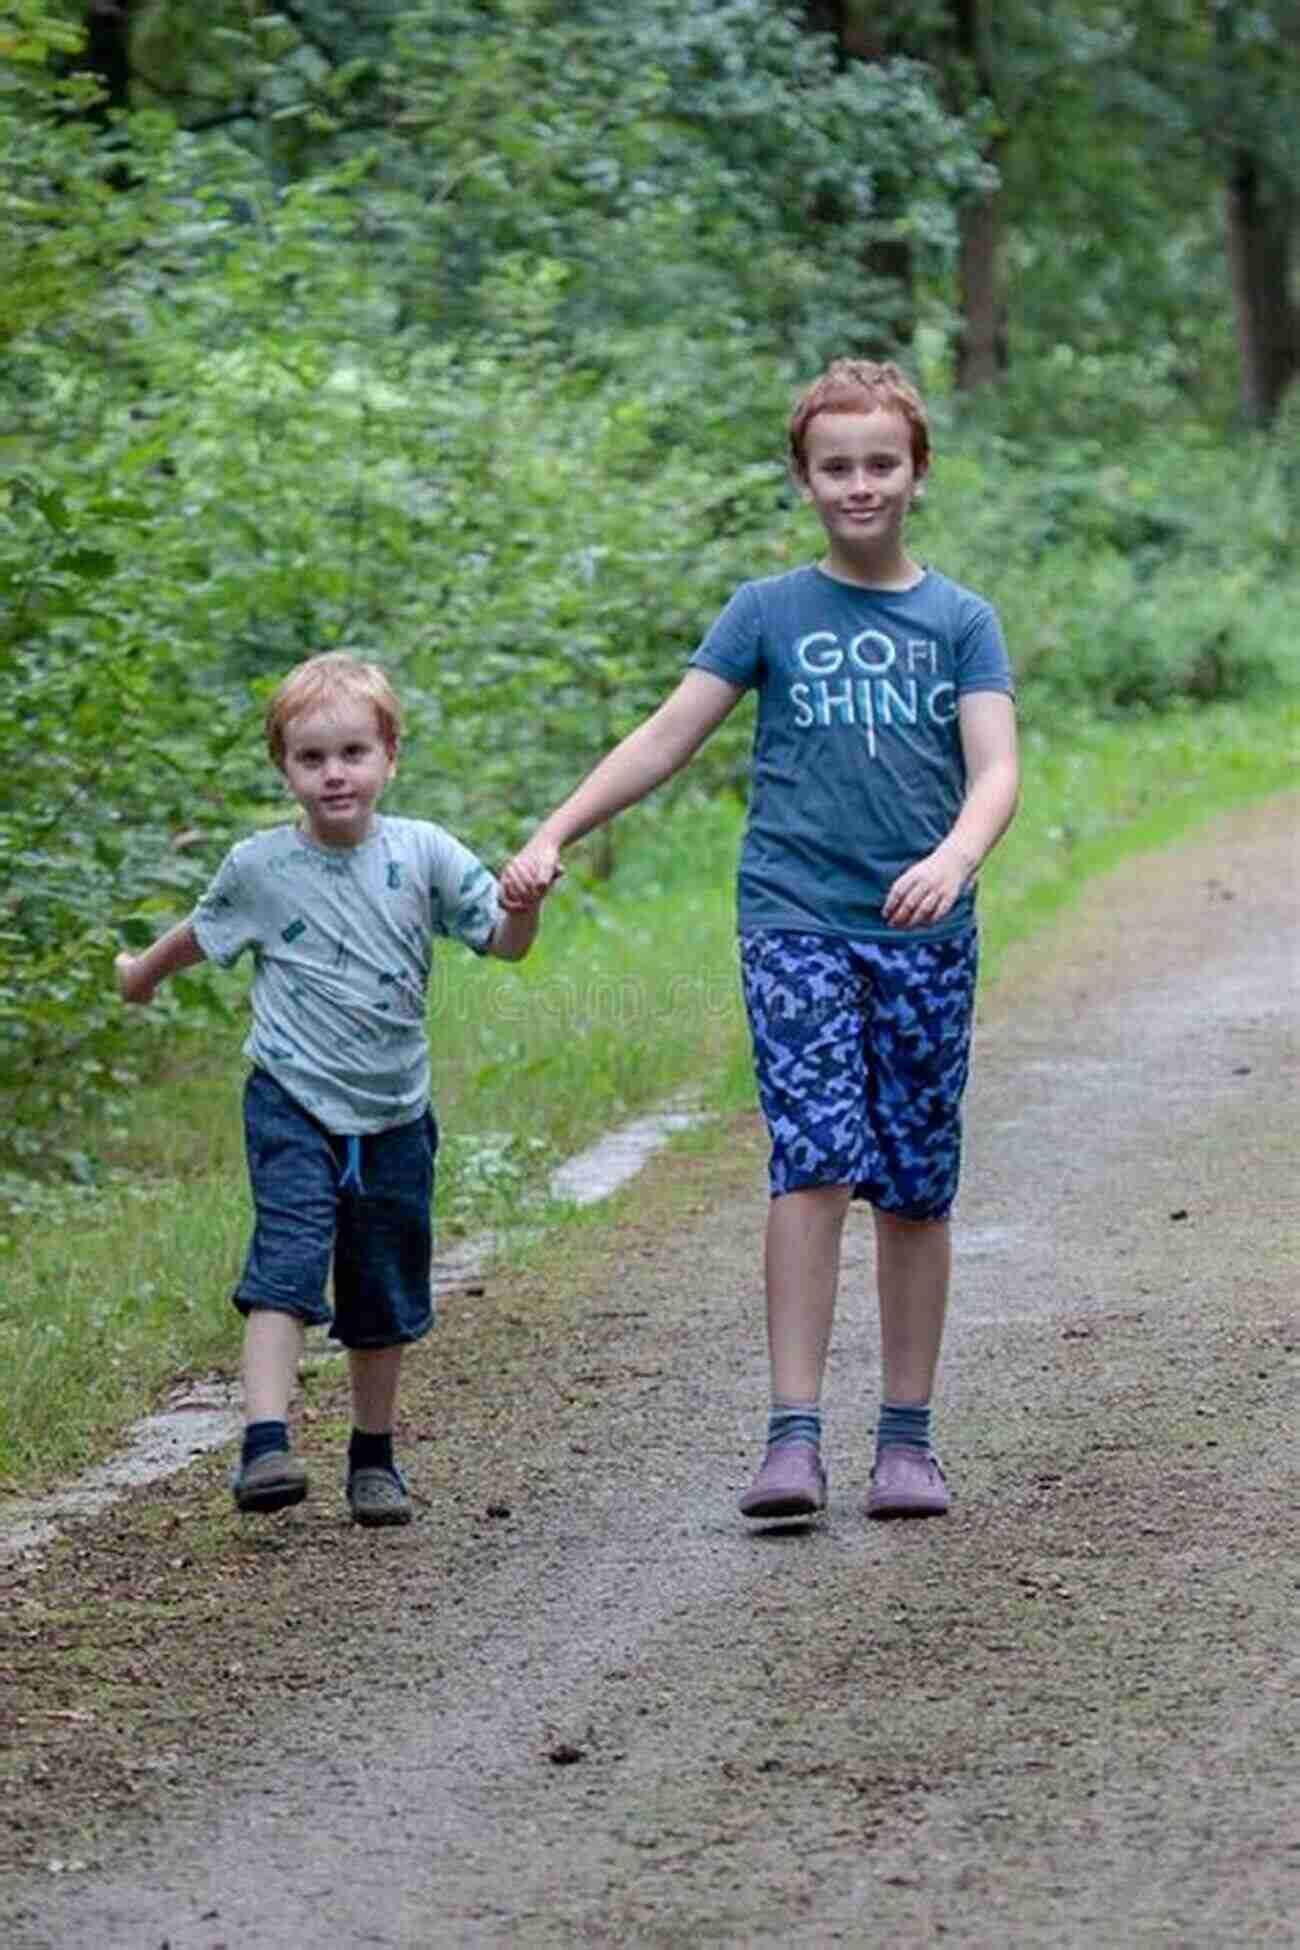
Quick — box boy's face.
[279,699,396,848]
[799,407,926,581]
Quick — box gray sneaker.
[347,1466,413,1528]
[232,1449,309,1515]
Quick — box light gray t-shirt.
[191,816,500,1134]
[690,564,1014,941]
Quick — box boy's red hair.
[788,359,931,478]
[266,651,403,766]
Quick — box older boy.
[116,651,542,1525]
[502,359,1018,1524]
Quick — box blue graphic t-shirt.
[690,564,1014,942]
[191,815,501,1134]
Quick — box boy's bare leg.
[349,1345,404,1434]
[865,1210,953,1516]
[738,1184,852,1518]
[240,1309,306,1423]
[873,1209,951,1405]
[764,1184,855,1400]
[233,1310,310,1511]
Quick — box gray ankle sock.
[877,1400,931,1454]
[767,1400,822,1451]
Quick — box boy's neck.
[297,814,381,851]
[818,546,924,592]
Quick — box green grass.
[0,691,1295,1487]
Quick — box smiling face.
[798,406,927,587]
[279,699,397,848]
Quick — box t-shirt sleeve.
[190,842,262,968]
[955,593,1015,696]
[688,582,763,689]
[427,830,502,954]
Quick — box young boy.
[502,359,1018,1524]
[116,651,542,1526]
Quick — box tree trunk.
[1222,157,1300,427]
[955,143,1007,391]
[82,1,137,123]
[948,0,1005,392]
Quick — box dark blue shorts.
[235,1068,438,1349]
[740,927,979,1219]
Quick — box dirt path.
[2,796,1298,1949]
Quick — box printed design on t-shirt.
[387,861,402,891]
[452,862,495,942]
[399,918,429,964]
[281,917,307,943]
[788,629,956,759]
[376,966,422,1021]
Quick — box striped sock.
[876,1399,931,1455]
[767,1399,822,1452]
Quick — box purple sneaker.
[866,1444,950,1520]
[738,1439,827,1521]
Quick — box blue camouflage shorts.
[739,927,979,1219]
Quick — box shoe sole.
[739,1491,826,1522]
[350,1504,413,1529]
[234,1476,308,1515]
[866,1497,948,1521]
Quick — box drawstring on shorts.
[339,1133,365,1196]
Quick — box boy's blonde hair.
[788,358,931,478]
[265,651,403,767]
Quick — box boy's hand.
[499,878,555,914]
[500,841,564,912]
[883,843,974,930]
[115,950,155,1005]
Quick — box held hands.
[883,842,976,931]
[500,839,565,913]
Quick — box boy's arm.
[500,670,743,908]
[883,692,1019,930]
[115,919,208,1004]
[487,898,541,963]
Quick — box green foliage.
[124,0,988,363]
[0,464,243,1163]
[987,0,1300,429]
[772,409,1296,730]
